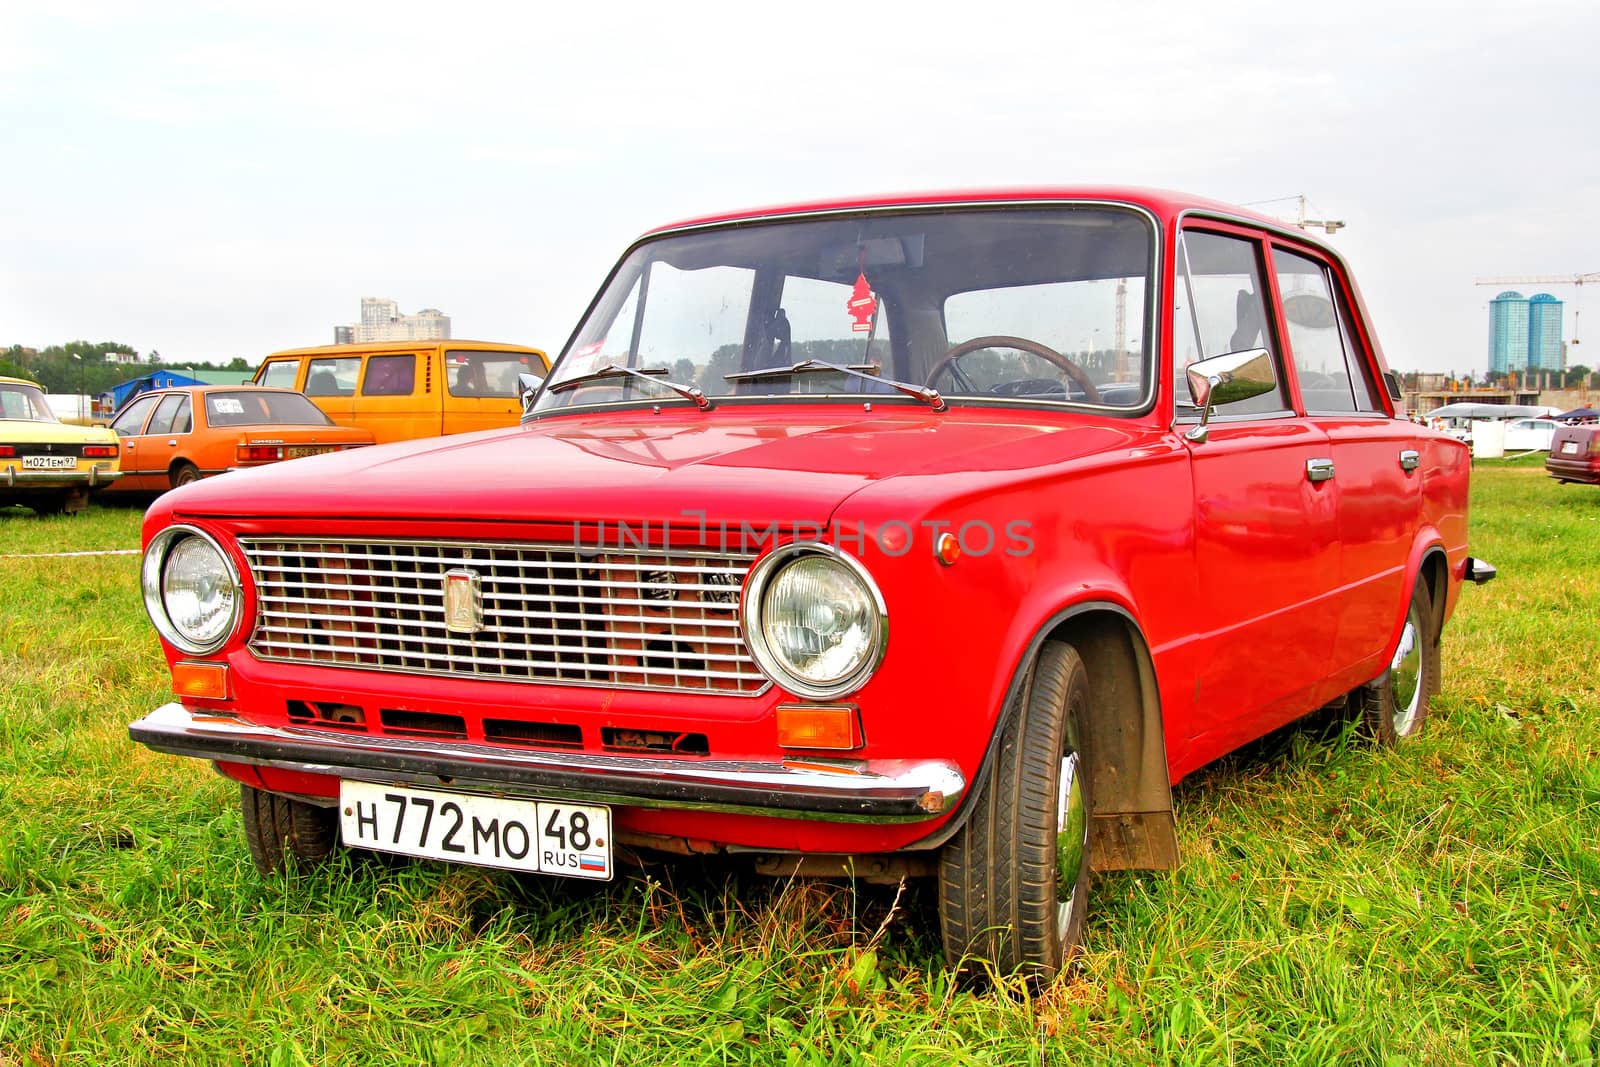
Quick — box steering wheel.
[926,335,1102,404]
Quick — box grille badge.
[444,569,484,634]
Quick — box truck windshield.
[534,206,1155,414]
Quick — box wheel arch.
[1405,539,1450,649]
[913,600,1180,871]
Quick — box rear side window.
[362,355,416,396]
[147,394,188,436]
[1174,231,1289,416]
[305,357,360,396]
[1272,248,1382,413]
[257,361,299,389]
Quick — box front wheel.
[1359,578,1440,745]
[240,784,338,875]
[938,640,1091,982]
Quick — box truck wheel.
[240,784,338,875]
[1359,578,1440,745]
[171,462,202,489]
[938,640,1091,982]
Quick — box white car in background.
[1503,418,1559,452]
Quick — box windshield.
[206,390,335,427]
[0,382,60,423]
[534,206,1154,413]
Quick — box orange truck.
[253,340,548,443]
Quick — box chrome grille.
[241,538,766,694]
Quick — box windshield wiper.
[547,362,712,410]
[724,359,946,412]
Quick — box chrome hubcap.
[1055,751,1086,933]
[1390,608,1422,736]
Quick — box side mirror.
[517,371,546,417]
[1184,348,1276,443]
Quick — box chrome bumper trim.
[129,702,964,822]
[3,464,121,487]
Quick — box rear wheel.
[170,462,201,489]
[26,493,70,516]
[938,640,1091,982]
[1359,578,1440,745]
[240,784,338,875]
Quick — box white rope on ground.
[0,548,141,559]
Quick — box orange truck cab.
[252,341,549,443]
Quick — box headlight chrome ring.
[141,525,243,656]
[741,542,887,700]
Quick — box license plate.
[286,446,332,459]
[1562,441,1579,455]
[338,781,611,880]
[22,455,75,470]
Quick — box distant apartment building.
[334,298,451,344]
[1488,290,1563,375]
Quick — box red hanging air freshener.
[847,272,877,333]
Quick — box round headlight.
[142,527,241,655]
[743,544,886,699]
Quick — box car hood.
[161,406,1150,527]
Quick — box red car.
[130,188,1494,980]
[1546,423,1600,483]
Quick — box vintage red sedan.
[129,187,1494,980]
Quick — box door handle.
[167,439,178,447]
[1399,449,1420,471]
[1306,458,1336,483]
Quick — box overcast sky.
[3,1,1596,376]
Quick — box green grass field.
[1,467,1596,1065]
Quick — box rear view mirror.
[1184,348,1276,443]
[518,372,545,417]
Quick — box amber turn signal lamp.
[171,661,230,700]
[775,704,862,751]
[934,532,961,566]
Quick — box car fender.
[907,586,1180,872]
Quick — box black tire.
[170,462,202,489]
[26,493,70,517]
[938,640,1091,982]
[240,784,339,875]
[1359,578,1440,745]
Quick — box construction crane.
[1474,272,1600,348]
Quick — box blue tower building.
[1488,291,1529,375]
[1527,293,1565,371]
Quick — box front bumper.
[2,463,122,488]
[129,702,965,822]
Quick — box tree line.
[1,342,255,396]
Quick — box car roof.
[0,375,45,389]
[136,384,297,396]
[266,340,543,357]
[643,186,1305,239]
